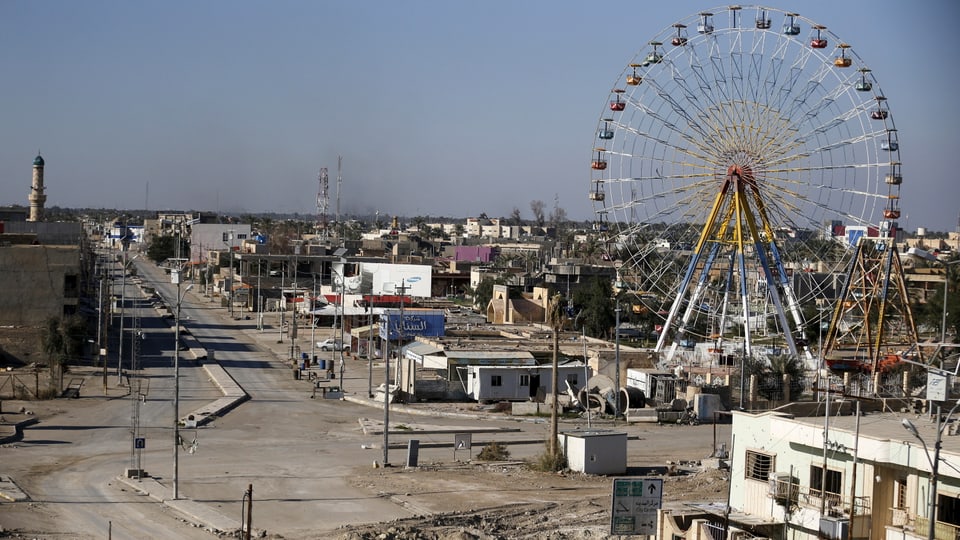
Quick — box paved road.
[1,254,730,538]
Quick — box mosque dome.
[33,154,44,167]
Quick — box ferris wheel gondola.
[672,24,688,46]
[856,68,873,92]
[834,43,853,67]
[627,64,643,86]
[810,25,828,48]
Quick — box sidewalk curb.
[0,417,39,445]
[116,475,246,535]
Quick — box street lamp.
[225,230,235,319]
[331,259,348,381]
[902,398,960,540]
[173,279,193,501]
[614,301,621,419]
[117,252,140,384]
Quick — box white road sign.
[610,477,663,536]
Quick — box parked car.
[317,338,349,352]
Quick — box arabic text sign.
[610,478,662,536]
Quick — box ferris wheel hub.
[726,164,755,184]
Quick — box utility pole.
[257,257,263,332]
[227,229,234,319]
[382,310,390,467]
[278,262,285,343]
[173,229,192,500]
[367,300,373,397]
[614,302,622,419]
[99,276,106,394]
[242,483,253,540]
[338,273,345,382]
[117,245,126,383]
[311,274,317,364]
[396,279,407,391]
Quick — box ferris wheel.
[589,6,903,367]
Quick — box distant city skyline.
[1,1,957,233]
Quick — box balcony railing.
[888,508,960,540]
[795,486,871,518]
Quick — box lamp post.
[903,398,960,540]
[311,273,317,364]
[226,230,235,319]
[332,259,348,381]
[172,277,193,501]
[383,310,390,467]
[278,262,285,344]
[614,301,621,419]
[367,300,373,398]
[117,251,140,384]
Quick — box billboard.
[358,263,432,298]
[379,309,445,340]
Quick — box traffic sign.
[134,437,146,449]
[610,477,662,535]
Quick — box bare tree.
[549,206,567,230]
[510,207,522,226]
[530,200,545,229]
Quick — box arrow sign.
[611,478,663,535]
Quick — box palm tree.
[42,317,66,392]
[41,315,85,393]
[547,293,566,463]
[412,216,426,236]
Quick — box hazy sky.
[1,1,958,232]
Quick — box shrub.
[530,442,566,472]
[477,441,510,461]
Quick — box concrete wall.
[0,245,80,326]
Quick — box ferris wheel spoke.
[782,62,847,121]
[770,130,881,165]
[618,119,718,165]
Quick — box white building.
[189,224,252,264]
[671,407,960,540]
[466,363,589,402]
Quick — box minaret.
[28,153,46,222]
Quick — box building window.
[491,375,502,387]
[745,450,774,481]
[810,465,843,506]
[237,233,248,240]
[63,274,79,298]
[895,478,907,509]
[566,374,579,386]
[938,494,960,526]
[519,374,530,387]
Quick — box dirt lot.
[323,462,729,540]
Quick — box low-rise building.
[662,405,960,540]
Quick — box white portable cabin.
[559,430,627,475]
[466,363,590,402]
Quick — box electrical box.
[819,517,849,540]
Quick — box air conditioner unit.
[768,472,794,502]
[819,517,850,540]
